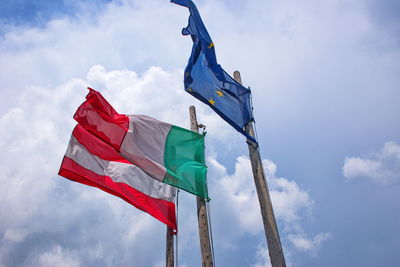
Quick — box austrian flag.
[59,88,208,230]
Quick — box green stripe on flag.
[163,125,208,199]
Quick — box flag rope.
[253,118,260,144]
[175,189,180,267]
[206,200,216,266]
[249,88,260,143]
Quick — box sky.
[0,0,399,266]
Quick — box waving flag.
[59,87,209,229]
[73,88,208,199]
[171,0,255,143]
[59,124,177,229]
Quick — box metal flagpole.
[166,226,174,267]
[189,105,214,267]
[233,71,286,267]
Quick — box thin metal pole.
[189,105,214,267]
[166,227,174,267]
[233,71,286,267]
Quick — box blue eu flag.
[171,0,256,143]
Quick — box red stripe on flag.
[74,88,129,150]
[72,124,131,164]
[59,156,177,230]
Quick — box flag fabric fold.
[73,88,208,199]
[60,87,210,229]
[59,124,177,229]
[171,0,256,143]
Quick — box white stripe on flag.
[120,115,172,181]
[66,135,175,201]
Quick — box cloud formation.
[3,0,398,265]
[0,64,327,266]
[343,141,400,184]
[287,233,331,254]
[207,155,330,260]
[0,71,173,266]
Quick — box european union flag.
[171,0,256,143]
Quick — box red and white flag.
[59,117,177,230]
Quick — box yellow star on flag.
[208,98,215,105]
[207,42,214,49]
[216,90,224,97]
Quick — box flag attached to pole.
[59,87,209,229]
[171,0,256,143]
[73,88,208,199]
[59,124,177,229]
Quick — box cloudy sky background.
[1,0,399,266]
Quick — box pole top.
[233,71,242,84]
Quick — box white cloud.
[3,228,29,243]
[35,246,80,267]
[0,67,178,266]
[287,233,331,254]
[1,0,399,265]
[209,156,263,235]
[209,156,314,233]
[207,155,330,260]
[252,232,331,266]
[82,64,236,142]
[0,0,190,114]
[268,161,313,225]
[0,62,329,265]
[343,141,400,184]
[0,63,248,266]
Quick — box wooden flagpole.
[166,227,174,267]
[189,105,214,267]
[233,71,286,267]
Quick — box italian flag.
[59,88,208,229]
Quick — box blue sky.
[0,0,399,266]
